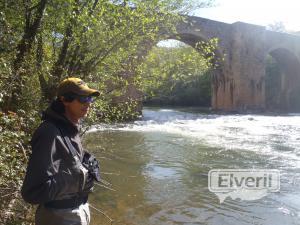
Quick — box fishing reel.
[82,151,101,182]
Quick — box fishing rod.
[90,178,116,224]
[87,171,117,223]
[94,182,116,192]
[89,203,114,225]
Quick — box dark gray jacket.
[21,104,87,204]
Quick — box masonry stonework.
[175,16,300,112]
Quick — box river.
[83,107,300,225]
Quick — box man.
[21,77,100,225]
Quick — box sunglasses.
[76,96,95,103]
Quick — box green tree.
[0,1,214,224]
[137,43,212,106]
[267,21,286,33]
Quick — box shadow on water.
[84,131,161,225]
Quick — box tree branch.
[4,0,48,111]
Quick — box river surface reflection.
[84,107,300,225]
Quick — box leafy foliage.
[0,110,39,224]
[0,0,213,223]
[137,44,212,106]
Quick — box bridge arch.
[143,37,217,106]
[265,47,300,111]
[133,16,300,112]
[157,31,227,109]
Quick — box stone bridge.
[171,16,300,112]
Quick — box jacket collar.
[42,102,80,134]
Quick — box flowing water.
[83,107,300,225]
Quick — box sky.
[193,0,300,31]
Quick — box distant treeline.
[139,45,212,107]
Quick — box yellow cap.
[57,77,100,97]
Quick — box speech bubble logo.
[208,169,280,203]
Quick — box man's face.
[62,97,92,122]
